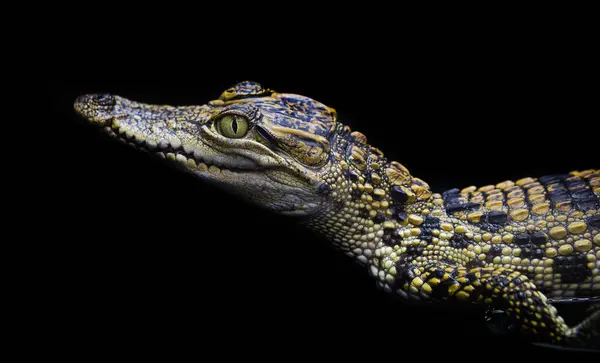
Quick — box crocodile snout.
[74,93,116,125]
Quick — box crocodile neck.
[303,127,599,300]
[303,127,449,274]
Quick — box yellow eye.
[217,114,249,139]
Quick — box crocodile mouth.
[101,123,265,175]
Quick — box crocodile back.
[443,170,600,298]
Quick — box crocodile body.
[74,81,600,348]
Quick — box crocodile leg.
[573,308,599,338]
[397,262,598,346]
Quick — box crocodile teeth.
[103,124,245,174]
[169,138,182,150]
[175,154,187,164]
[208,165,220,174]
[146,140,157,150]
[183,145,194,154]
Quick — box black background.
[37,19,599,359]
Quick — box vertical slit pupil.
[232,118,238,134]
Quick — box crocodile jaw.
[74,93,325,215]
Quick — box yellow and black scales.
[74,81,600,348]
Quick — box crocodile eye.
[217,114,249,139]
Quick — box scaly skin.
[74,81,600,348]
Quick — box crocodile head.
[74,81,340,216]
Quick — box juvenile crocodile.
[74,81,600,349]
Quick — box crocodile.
[74,81,600,349]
